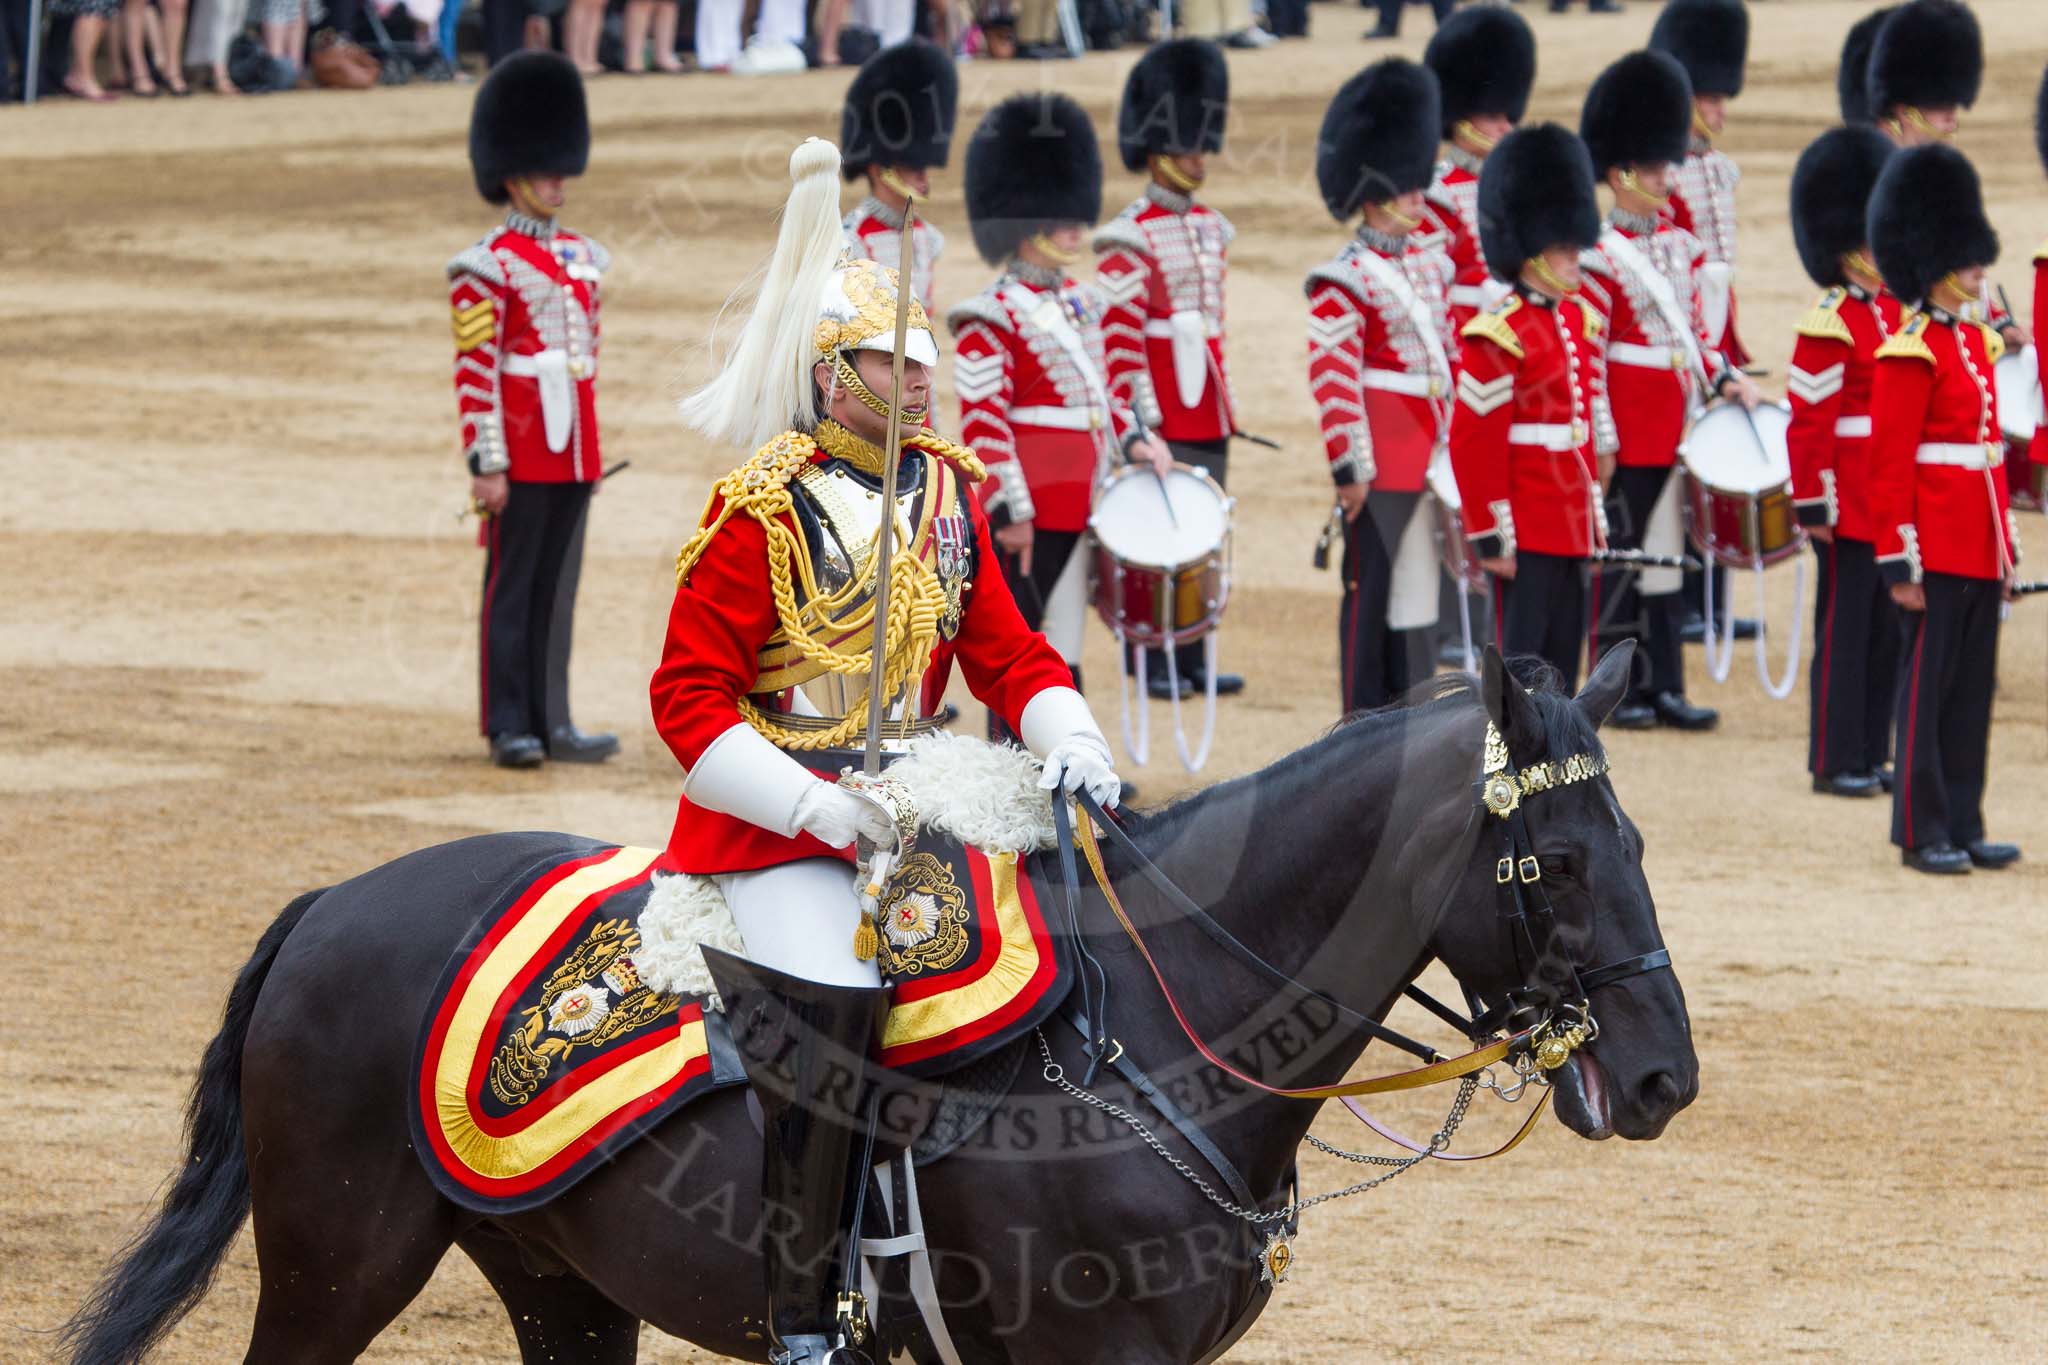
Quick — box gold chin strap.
[878,166,921,200]
[1152,154,1202,193]
[832,352,899,421]
[1525,255,1575,299]
[509,176,563,218]
[1027,232,1083,266]
[1897,106,1954,142]
[1376,200,1421,232]
[1452,120,1497,154]
[1615,168,1670,205]
[1842,250,1882,288]
[1939,271,1982,303]
[1691,109,1716,142]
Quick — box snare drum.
[1679,400,1805,569]
[1427,449,1488,588]
[1089,464,1233,648]
[1995,345,2042,464]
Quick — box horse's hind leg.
[458,1226,641,1364]
[241,1138,463,1362]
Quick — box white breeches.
[1640,470,1686,598]
[1042,533,1091,664]
[717,857,881,989]
[1387,493,1442,631]
[755,0,806,45]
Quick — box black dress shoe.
[547,725,619,763]
[1903,842,1972,875]
[1587,0,1623,11]
[1651,691,1719,732]
[1812,771,1882,798]
[1186,671,1246,696]
[1608,700,1658,730]
[1872,765,1895,793]
[491,733,546,769]
[1965,840,2021,869]
[1362,24,1399,38]
[1732,617,1760,642]
[1146,673,1193,700]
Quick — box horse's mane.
[1128,659,1601,840]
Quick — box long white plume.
[678,138,847,451]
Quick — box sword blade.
[862,197,919,779]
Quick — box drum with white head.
[1679,400,1803,570]
[1089,464,1233,647]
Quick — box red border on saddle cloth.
[878,849,1060,1071]
[415,851,712,1202]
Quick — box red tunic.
[1421,152,1492,345]
[649,447,1075,874]
[1869,310,2021,585]
[947,271,1137,533]
[447,215,605,483]
[2031,252,2048,471]
[1305,227,1456,493]
[1092,186,1236,444]
[1579,216,1726,471]
[1448,288,1608,559]
[1787,285,1902,544]
[843,196,945,314]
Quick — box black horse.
[64,647,1697,1364]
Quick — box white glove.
[1038,734,1121,810]
[791,783,898,851]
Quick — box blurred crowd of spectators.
[3,0,1578,104]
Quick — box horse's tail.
[61,888,326,1365]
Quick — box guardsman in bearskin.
[450,52,619,770]
[1577,49,1756,733]
[1862,0,1978,148]
[1306,59,1455,714]
[1095,38,1245,700]
[1651,0,1750,370]
[1834,5,1894,127]
[1866,144,2023,876]
[949,93,1175,704]
[1787,126,1903,801]
[2028,64,2048,492]
[838,39,955,314]
[1447,124,1606,692]
[1421,4,1535,344]
[652,139,1124,1362]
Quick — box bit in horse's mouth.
[1556,1053,1614,1140]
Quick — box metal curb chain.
[1036,1031,1474,1227]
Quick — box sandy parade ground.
[4,0,2048,1359]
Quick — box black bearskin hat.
[1868,143,1997,303]
[1580,50,1693,178]
[1423,6,1536,140]
[1649,0,1748,100]
[1315,59,1441,221]
[1836,6,1893,124]
[2037,60,2048,179]
[1867,0,1982,118]
[1789,126,1894,287]
[840,40,958,180]
[468,51,589,204]
[963,93,1104,264]
[1117,39,1230,174]
[1477,123,1601,281]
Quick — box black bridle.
[1051,718,1672,1089]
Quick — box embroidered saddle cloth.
[410,838,1074,1214]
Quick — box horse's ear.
[1576,640,1636,730]
[1479,645,1545,763]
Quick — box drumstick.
[2011,579,2048,598]
[1590,548,1701,571]
[1151,467,1180,529]
[1232,430,1283,450]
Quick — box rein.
[1051,715,1674,1148]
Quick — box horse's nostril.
[1639,1070,1681,1111]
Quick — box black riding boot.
[704,948,891,1365]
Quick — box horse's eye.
[1540,855,1574,882]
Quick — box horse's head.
[1429,645,1699,1142]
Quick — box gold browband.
[1478,722,1610,819]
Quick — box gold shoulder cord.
[671,429,986,752]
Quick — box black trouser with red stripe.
[1891,572,2001,852]
[1338,491,1422,713]
[1808,535,1899,779]
[1494,551,1589,694]
[481,480,593,741]
[1597,466,1687,701]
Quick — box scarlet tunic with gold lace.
[650,423,1075,875]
